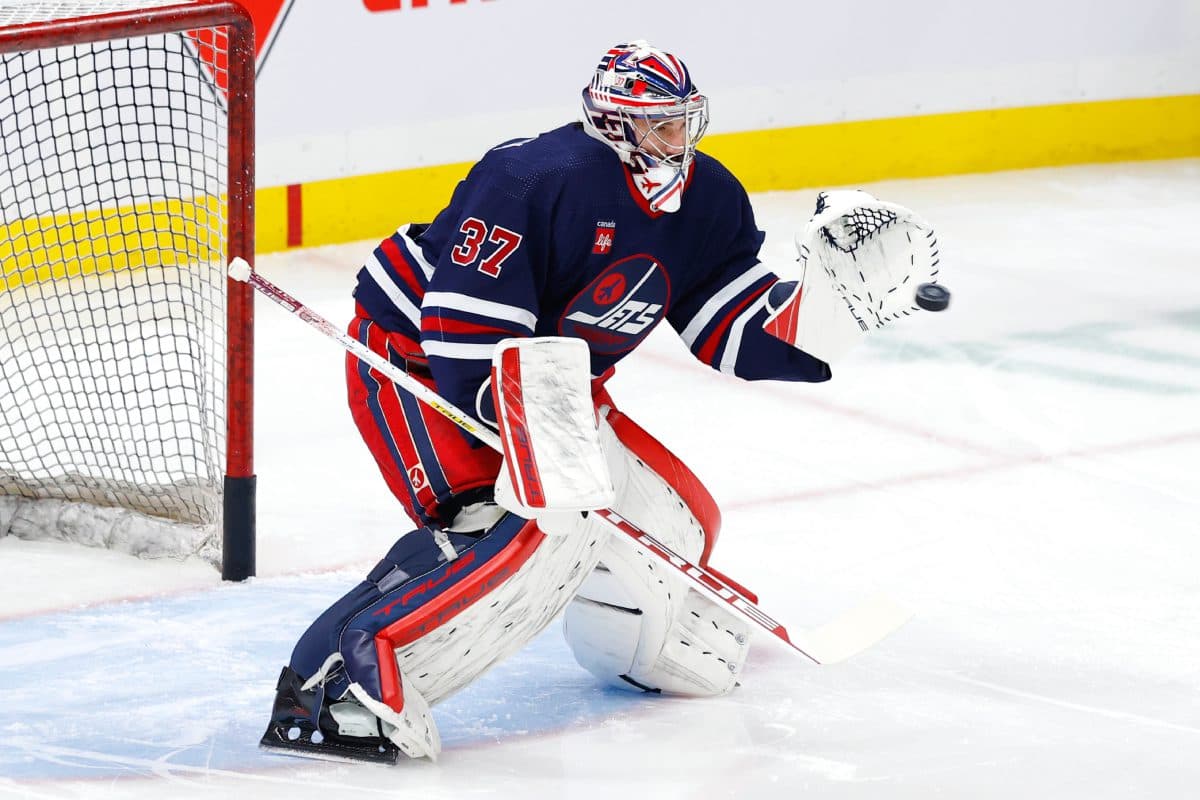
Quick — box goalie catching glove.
[763,190,943,363]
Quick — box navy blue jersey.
[353,122,830,426]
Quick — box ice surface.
[1,160,1198,798]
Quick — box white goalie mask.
[581,40,710,213]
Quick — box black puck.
[915,282,951,312]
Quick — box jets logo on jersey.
[593,272,626,304]
[592,220,616,255]
[560,254,670,355]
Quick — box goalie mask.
[581,40,710,214]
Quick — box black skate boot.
[259,665,401,765]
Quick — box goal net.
[0,1,255,578]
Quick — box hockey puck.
[915,282,951,312]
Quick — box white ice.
[1,160,1198,799]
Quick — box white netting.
[0,19,229,560]
[0,1,197,27]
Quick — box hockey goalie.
[259,39,943,764]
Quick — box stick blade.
[795,595,914,665]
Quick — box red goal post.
[0,1,256,580]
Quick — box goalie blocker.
[261,337,757,762]
[491,337,615,517]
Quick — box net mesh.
[0,21,229,558]
[0,1,198,27]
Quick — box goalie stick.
[229,258,911,665]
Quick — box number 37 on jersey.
[450,217,523,278]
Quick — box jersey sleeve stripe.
[397,223,436,280]
[364,251,422,329]
[379,236,426,299]
[423,291,537,333]
[421,306,533,337]
[678,262,773,346]
[718,290,772,375]
[421,317,520,338]
[422,340,499,360]
[695,281,774,367]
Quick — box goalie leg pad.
[561,411,752,696]
[346,668,439,761]
[598,404,721,559]
[283,506,609,759]
[564,573,752,696]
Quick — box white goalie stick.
[229,258,911,665]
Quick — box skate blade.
[259,725,401,766]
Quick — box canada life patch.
[559,254,669,355]
[592,220,615,254]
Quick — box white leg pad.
[562,424,753,696]
[386,508,610,707]
[299,510,608,761]
[564,556,752,697]
[655,590,751,694]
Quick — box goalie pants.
[345,308,503,528]
[286,311,727,710]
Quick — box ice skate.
[258,666,401,765]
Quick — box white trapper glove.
[763,189,943,363]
